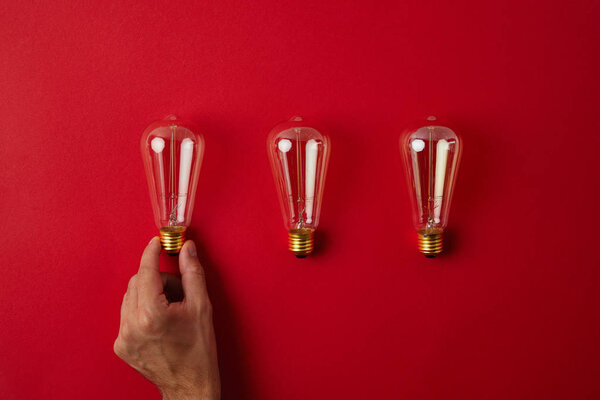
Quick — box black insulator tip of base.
[425,254,436,258]
[295,255,307,259]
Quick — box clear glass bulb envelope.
[141,115,204,254]
[267,117,330,257]
[401,117,462,257]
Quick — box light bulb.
[141,115,205,254]
[400,116,462,257]
[267,117,330,257]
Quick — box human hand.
[114,238,220,400]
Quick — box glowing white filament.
[151,138,167,220]
[434,139,449,222]
[177,138,194,223]
[305,139,318,224]
[278,139,295,218]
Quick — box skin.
[114,238,220,400]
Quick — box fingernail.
[187,241,197,257]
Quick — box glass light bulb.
[267,117,330,257]
[400,116,462,257]
[141,115,205,254]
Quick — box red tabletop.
[1,1,599,399]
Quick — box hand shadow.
[187,229,254,400]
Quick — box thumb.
[179,240,209,309]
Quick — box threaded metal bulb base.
[417,228,443,257]
[159,226,186,255]
[288,228,314,258]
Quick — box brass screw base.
[159,226,186,255]
[288,228,315,258]
[417,228,443,257]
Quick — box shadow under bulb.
[141,115,205,255]
[401,116,462,257]
[267,117,330,257]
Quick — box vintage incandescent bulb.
[400,116,462,257]
[267,117,330,257]
[141,115,204,255]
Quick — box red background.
[1,1,599,399]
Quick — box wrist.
[161,385,219,400]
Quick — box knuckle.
[187,262,206,277]
[196,298,213,318]
[138,307,162,332]
[120,324,133,341]
[127,275,138,289]
[113,338,126,358]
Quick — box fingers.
[115,276,138,361]
[179,240,209,310]
[119,274,139,333]
[124,275,139,311]
[137,237,165,309]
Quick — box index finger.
[137,237,165,308]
